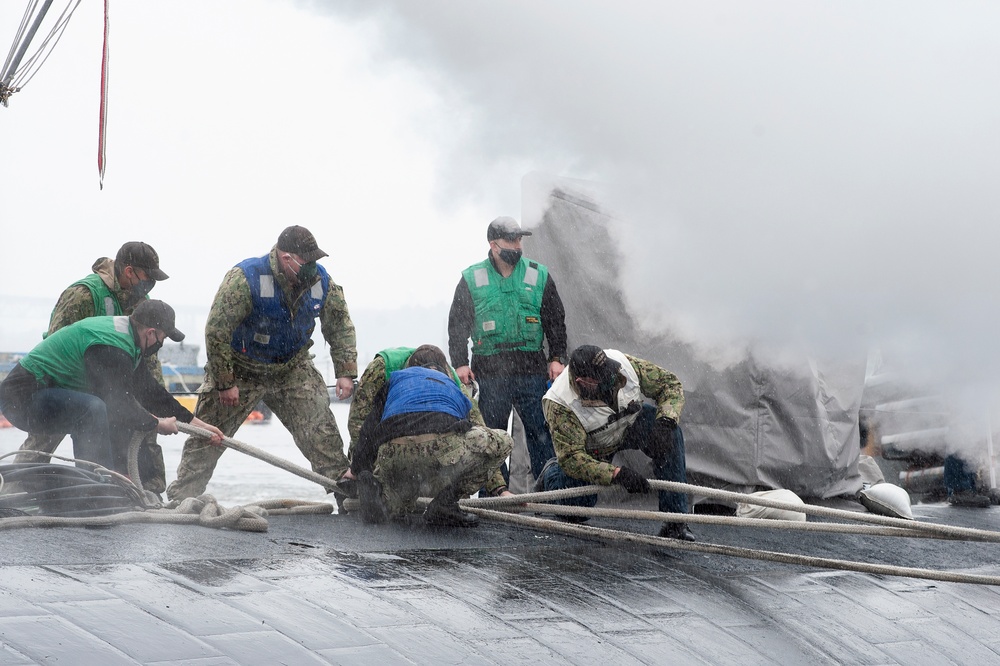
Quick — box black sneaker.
[357,471,389,524]
[658,522,696,541]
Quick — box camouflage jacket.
[205,247,358,388]
[542,354,684,485]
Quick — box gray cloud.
[317,1,1000,393]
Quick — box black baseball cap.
[487,216,532,242]
[132,299,185,342]
[116,242,169,280]
[277,226,328,263]
[569,345,621,383]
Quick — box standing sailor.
[167,226,358,502]
[447,216,567,484]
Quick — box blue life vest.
[230,255,330,363]
[382,366,472,421]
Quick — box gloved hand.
[612,466,650,493]
[653,417,678,450]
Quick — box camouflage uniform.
[542,354,684,485]
[347,354,485,459]
[15,258,167,493]
[166,248,357,501]
[376,426,512,518]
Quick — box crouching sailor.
[537,345,696,541]
[0,300,224,479]
[351,344,512,527]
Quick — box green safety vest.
[461,256,548,356]
[42,273,124,340]
[20,316,142,392]
[376,347,461,385]
[71,273,124,317]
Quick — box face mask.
[576,374,618,401]
[498,248,522,266]
[144,331,163,357]
[131,279,155,301]
[298,261,318,282]
[289,256,318,283]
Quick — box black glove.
[652,417,678,452]
[612,466,650,494]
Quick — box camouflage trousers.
[375,426,512,518]
[14,431,166,494]
[166,357,350,501]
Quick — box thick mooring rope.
[176,422,346,493]
[458,480,1000,586]
[466,507,1000,587]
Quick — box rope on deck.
[176,422,346,494]
[461,481,1000,586]
[466,507,1000,587]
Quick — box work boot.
[947,490,992,508]
[658,522,696,541]
[357,471,389,524]
[424,484,478,527]
[336,475,358,500]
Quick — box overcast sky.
[4,1,1000,400]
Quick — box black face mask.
[498,248,522,266]
[130,279,155,302]
[144,340,163,358]
[577,374,619,403]
[298,261,318,282]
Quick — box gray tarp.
[524,185,863,500]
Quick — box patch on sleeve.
[482,320,496,332]
[525,316,540,324]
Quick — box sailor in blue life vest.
[351,345,512,527]
[538,345,695,541]
[447,216,567,486]
[167,226,358,503]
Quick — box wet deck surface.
[0,503,998,665]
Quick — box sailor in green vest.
[0,300,224,479]
[448,216,568,487]
[14,242,172,493]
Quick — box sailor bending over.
[537,345,695,541]
[351,345,512,527]
[0,300,223,479]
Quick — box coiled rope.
[0,440,333,531]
